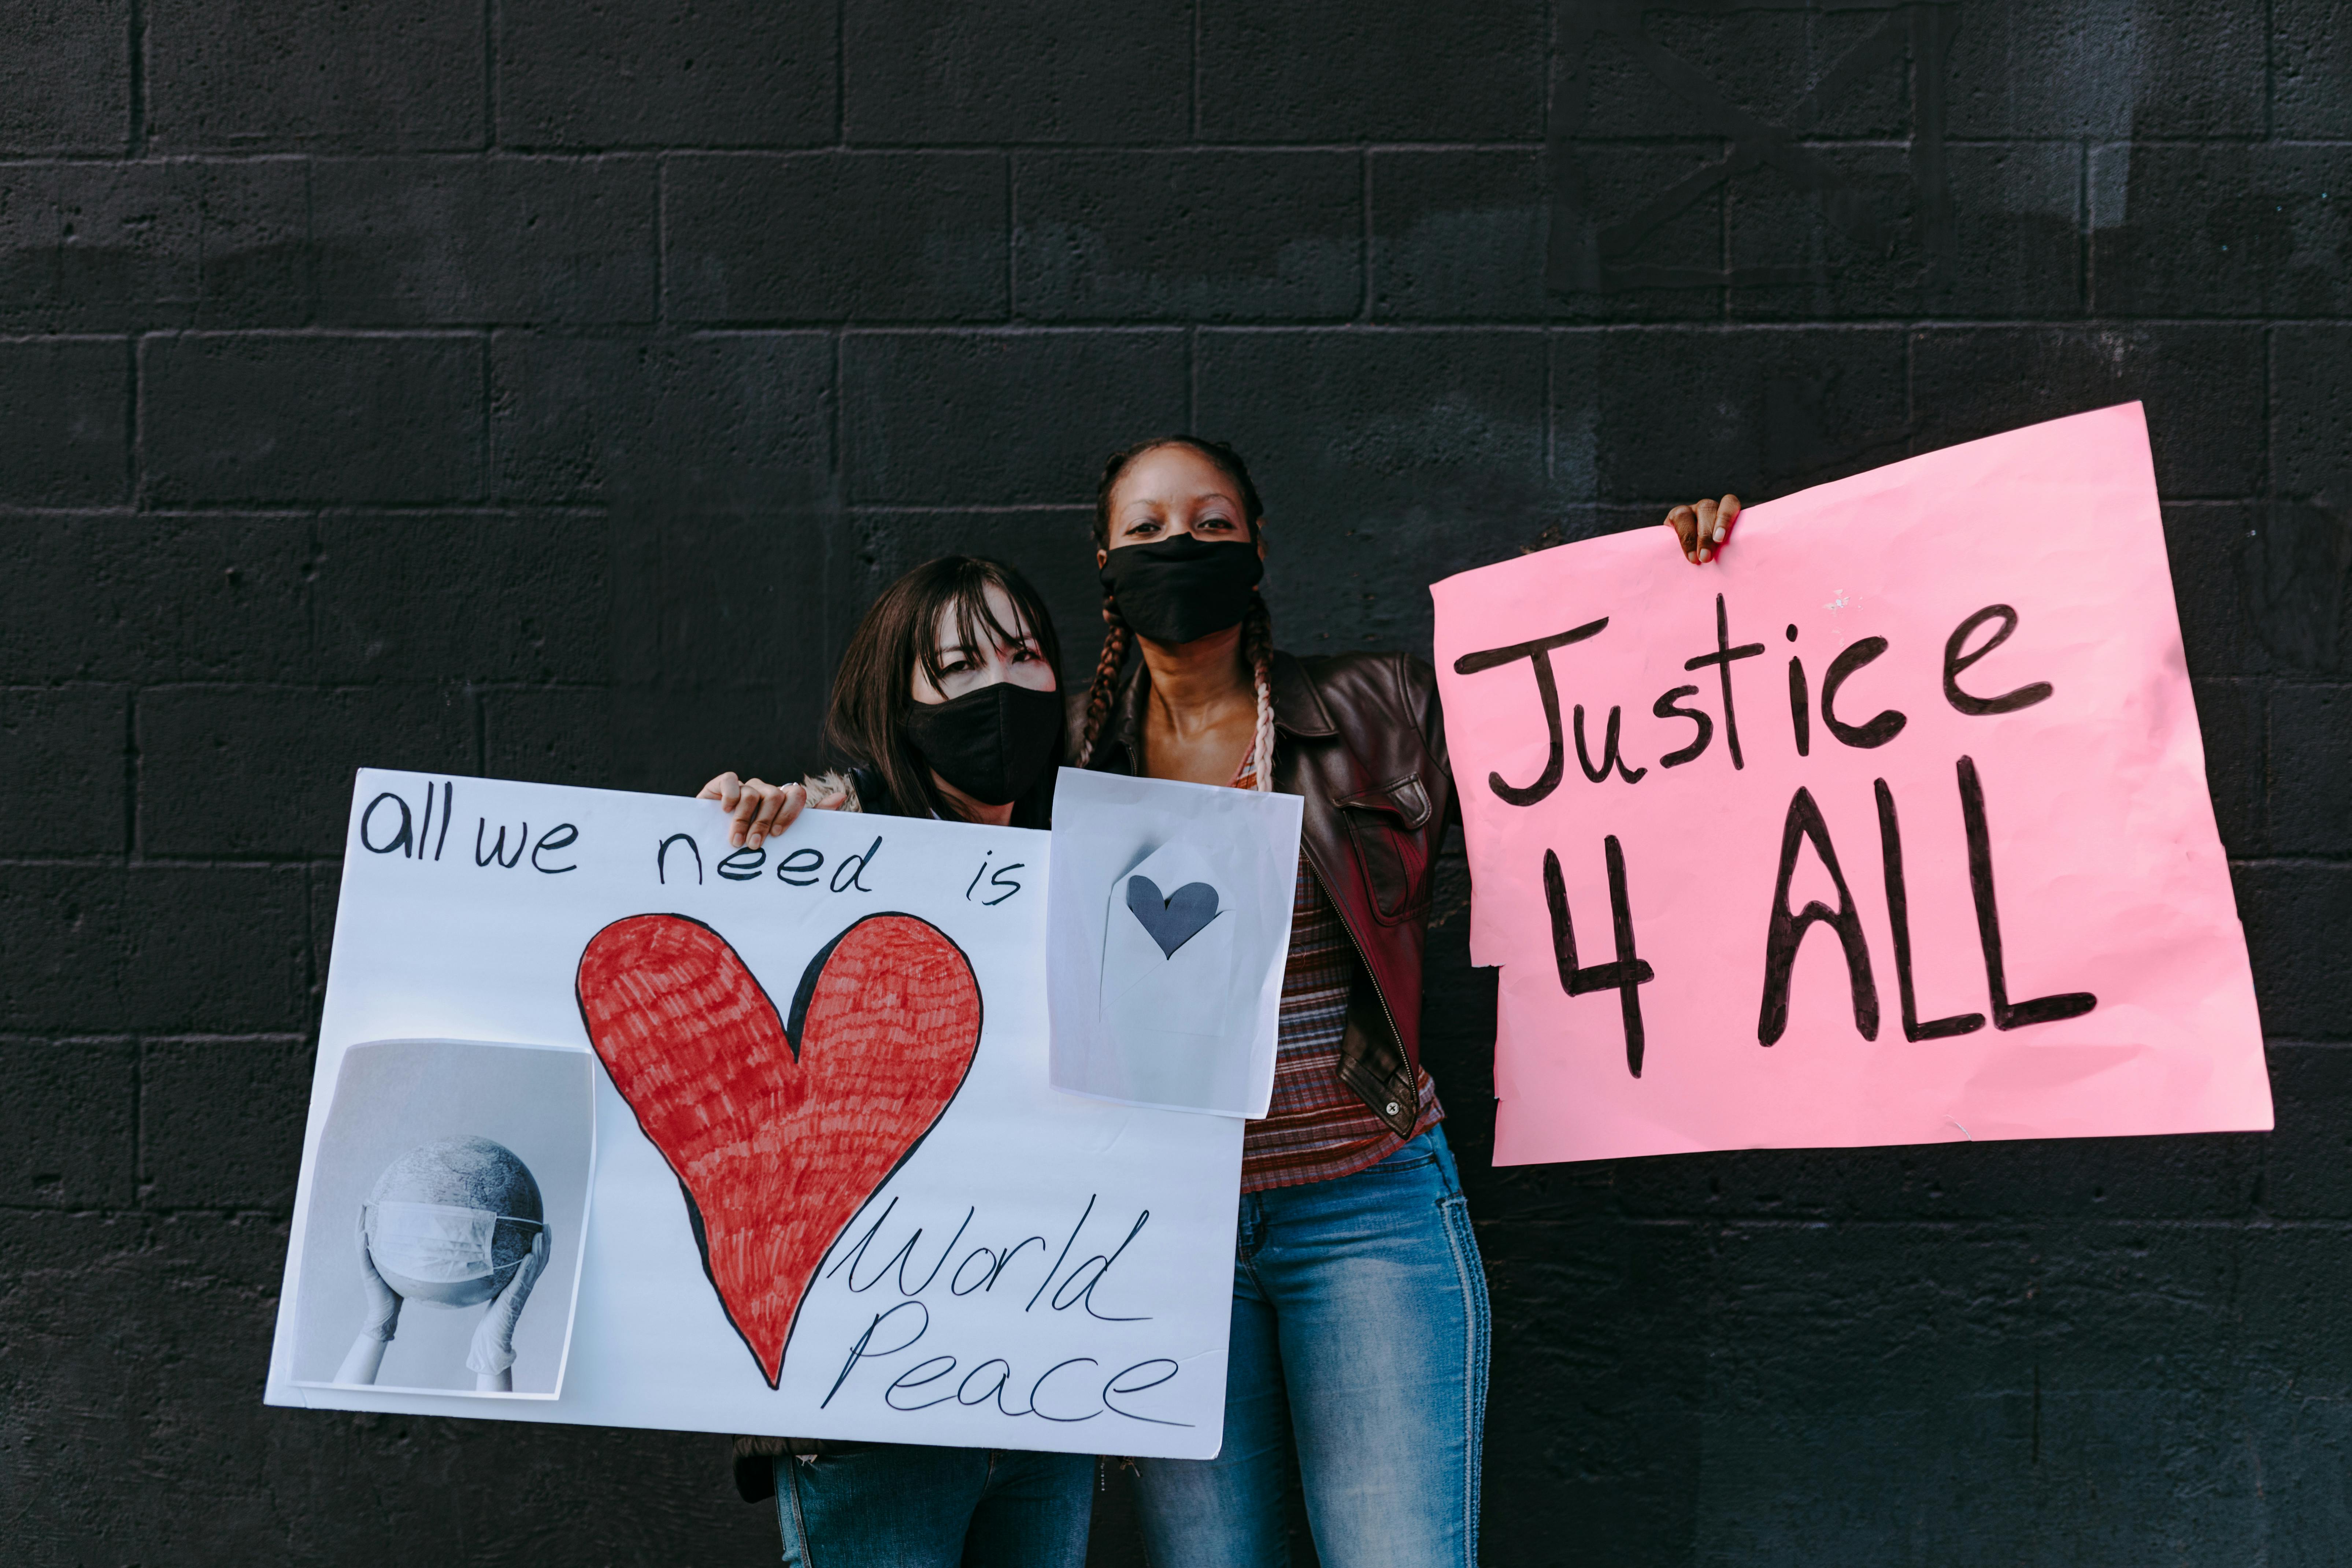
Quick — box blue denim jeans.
[1131,1126,1491,1568]
[773,1443,1092,1568]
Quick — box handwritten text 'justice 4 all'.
[1452,597,2092,1076]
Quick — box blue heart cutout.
[1126,875,1221,959]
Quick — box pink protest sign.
[1433,404,2271,1166]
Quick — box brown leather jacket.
[1085,648,1458,1138]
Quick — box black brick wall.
[1,3,2344,1564]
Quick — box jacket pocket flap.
[1333,773,1432,831]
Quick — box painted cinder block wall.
[2,2,2347,1563]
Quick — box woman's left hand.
[468,1229,550,1380]
[697,772,808,849]
[1663,494,1740,564]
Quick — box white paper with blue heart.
[1046,768,1303,1118]
[1100,840,1248,1105]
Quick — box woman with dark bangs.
[699,555,1087,1568]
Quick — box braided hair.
[1077,436,1274,792]
[1074,590,1131,769]
[1238,595,1276,793]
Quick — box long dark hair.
[825,556,1066,825]
[1076,436,1275,787]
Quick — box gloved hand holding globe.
[334,1136,549,1392]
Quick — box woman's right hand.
[697,772,814,849]
[356,1206,401,1341]
[1664,494,1740,564]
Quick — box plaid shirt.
[1242,857,1443,1193]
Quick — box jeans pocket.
[1365,1130,1438,1175]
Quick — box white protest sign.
[264,770,1243,1457]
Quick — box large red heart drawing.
[575,912,981,1387]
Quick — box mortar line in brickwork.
[1185,323,1554,335]
[1542,0,1556,146]
[0,855,349,869]
[847,504,1092,515]
[55,135,2313,159]
[0,683,144,697]
[131,1039,146,1204]
[1718,134,1731,326]
[1543,326,1555,482]
[59,679,631,694]
[2263,322,2276,506]
[97,1033,314,1045]
[1484,1216,2352,1231]
[2265,0,2277,139]
[0,504,608,520]
[1186,326,1197,427]
[0,152,340,166]
[125,0,145,157]
[67,500,612,518]
[119,687,137,861]
[1594,493,2265,514]
[1005,149,1019,322]
[122,334,138,508]
[45,328,487,342]
[101,498,540,519]
[300,157,318,326]
[0,1034,305,1048]
[662,323,896,337]
[630,140,1557,156]
[834,325,1192,340]
[418,683,610,696]
[483,0,499,153]
[699,315,1631,331]
[478,332,491,507]
[834,0,847,147]
[0,332,153,346]
[1710,1217,2346,1230]
[2077,135,2092,317]
[0,1204,307,1220]
[1527,318,2352,331]
[1189,0,1201,141]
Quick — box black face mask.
[1099,534,1264,647]
[903,681,1063,807]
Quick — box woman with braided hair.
[1075,434,1478,1567]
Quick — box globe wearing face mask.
[364,1136,545,1308]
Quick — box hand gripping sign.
[1433,404,2271,1165]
